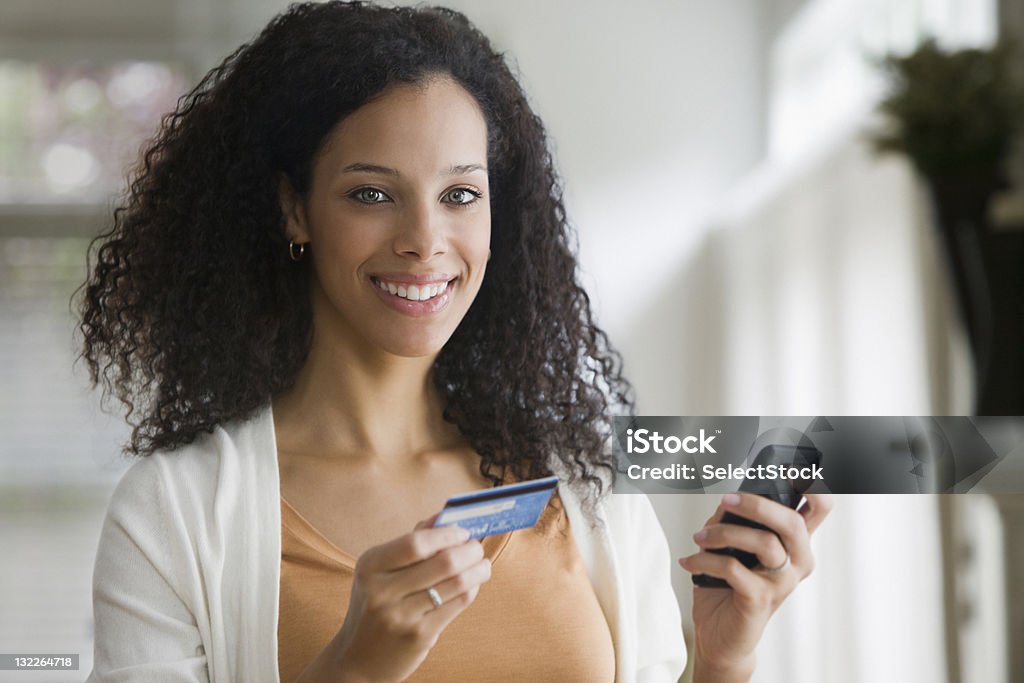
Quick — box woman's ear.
[277,174,310,243]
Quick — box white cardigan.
[88,404,686,682]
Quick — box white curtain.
[631,1,996,676]
[630,125,975,681]
[711,131,962,683]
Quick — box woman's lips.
[370,276,456,317]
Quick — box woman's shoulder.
[107,403,274,520]
[556,472,665,550]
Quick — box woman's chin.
[376,332,453,360]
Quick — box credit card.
[433,475,560,539]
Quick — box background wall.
[0,1,1017,681]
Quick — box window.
[0,60,190,204]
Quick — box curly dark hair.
[76,1,634,511]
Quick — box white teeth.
[374,278,450,302]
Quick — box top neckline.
[279,494,513,570]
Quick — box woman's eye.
[350,188,390,204]
[444,187,481,206]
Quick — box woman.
[78,3,832,681]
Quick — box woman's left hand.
[678,492,834,682]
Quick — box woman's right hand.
[297,517,492,683]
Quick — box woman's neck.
[272,330,461,464]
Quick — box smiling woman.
[75,2,829,682]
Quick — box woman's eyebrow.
[339,162,487,176]
[341,162,399,176]
[446,163,487,176]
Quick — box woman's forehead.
[315,77,489,180]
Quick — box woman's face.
[282,76,491,359]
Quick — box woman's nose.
[392,203,447,260]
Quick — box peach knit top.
[278,493,615,682]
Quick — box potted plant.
[874,38,1024,414]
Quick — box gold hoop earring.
[288,240,307,262]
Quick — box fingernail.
[723,493,741,507]
[693,529,707,543]
[456,526,471,542]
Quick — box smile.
[369,274,459,317]
[371,277,452,302]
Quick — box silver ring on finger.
[759,552,790,574]
[426,586,443,609]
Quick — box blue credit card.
[433,475,560,539]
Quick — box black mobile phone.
[692,444,822,589]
